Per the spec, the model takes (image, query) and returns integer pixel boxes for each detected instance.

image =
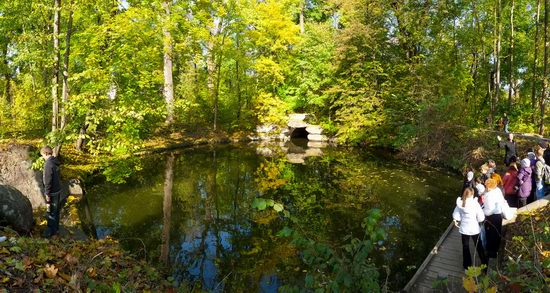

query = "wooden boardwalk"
[403,223,471,292]
[404,195,550,292]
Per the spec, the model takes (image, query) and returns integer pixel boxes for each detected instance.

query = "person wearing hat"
[497,133,517,167]
[462,170,475,193]
[517,158,533,208]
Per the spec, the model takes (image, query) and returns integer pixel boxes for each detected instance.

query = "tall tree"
[162,1,175,125]
[508,0,515,107]
[1,40,11,105]
[52,0,61,132]
[541,0,549,135]
[533,0,542,123]
[60,1,74,130]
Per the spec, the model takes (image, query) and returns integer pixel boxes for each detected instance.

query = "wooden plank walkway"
[403,223,472,292]
[404,195,550,292]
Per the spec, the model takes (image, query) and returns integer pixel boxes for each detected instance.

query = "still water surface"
[82,143,459,291]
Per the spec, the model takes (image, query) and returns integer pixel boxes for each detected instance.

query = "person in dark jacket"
[497,133,517,166]
[41,146,62,238]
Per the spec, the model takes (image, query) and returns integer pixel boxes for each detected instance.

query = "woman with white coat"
[453,187,488,270]
[482,178,508,258]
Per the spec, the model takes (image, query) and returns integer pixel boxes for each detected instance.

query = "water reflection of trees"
[86,146,458,291]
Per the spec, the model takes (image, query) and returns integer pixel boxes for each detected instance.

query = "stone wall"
[0,144,46,209]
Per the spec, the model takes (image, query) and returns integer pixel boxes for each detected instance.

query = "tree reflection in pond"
[83,144,459,290]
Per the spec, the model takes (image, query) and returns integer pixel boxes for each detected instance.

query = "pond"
[81,142,460,291]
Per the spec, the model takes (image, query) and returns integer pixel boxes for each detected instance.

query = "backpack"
[544,164,550,185]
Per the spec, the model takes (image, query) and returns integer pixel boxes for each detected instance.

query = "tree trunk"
[60,3,73,130]
[540,0,549,135]
[162,1,175,125]
[495,0,502,104]
[2,41,11,106]
[160,154,174,264]
[207,38,216,129]
[75,122,88,151]
[236,35,241,121]
[52,0,61,132]
[508,0,515,108]
[213,35,226,132]
[299,1,305,34]
[532,0,542,124]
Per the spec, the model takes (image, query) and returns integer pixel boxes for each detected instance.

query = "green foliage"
[1,0,550,167]
[31,157,45,171]
[280,209,385,292]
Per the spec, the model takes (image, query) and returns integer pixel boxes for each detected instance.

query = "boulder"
[306,125,323,135]
[0,185,34,234]
[288,113,307,121]
[288,121,308,128]
[67,179,85,196]
[256,124,276,133]
[0,145,46,208]
[307,134,328,142]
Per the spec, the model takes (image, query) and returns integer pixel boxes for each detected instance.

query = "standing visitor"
[452,187,488,271]
[534,147,546,201]
[41,146,62,238]
[502,113,510,133]
[482,179,507,258]
[487,160,503,188]
[497,133,517,166]
[487,160,497,178]
[474,177,485,203]
[517,158,533,208]
[480,164,490,183]
[462,170,475,193]
[502,162,519,207]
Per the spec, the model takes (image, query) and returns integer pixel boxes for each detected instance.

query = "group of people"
[452,132,549,272]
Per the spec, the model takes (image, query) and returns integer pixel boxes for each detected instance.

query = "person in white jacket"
[482,178,507,258]
[453,187,488,270]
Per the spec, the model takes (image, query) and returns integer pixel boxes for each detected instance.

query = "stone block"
[307,134,328,142]
[306,125,323,135]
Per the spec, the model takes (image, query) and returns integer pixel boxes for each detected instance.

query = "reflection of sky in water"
[173,223,278,292]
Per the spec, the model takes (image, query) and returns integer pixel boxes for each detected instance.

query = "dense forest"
[1,0,549,154]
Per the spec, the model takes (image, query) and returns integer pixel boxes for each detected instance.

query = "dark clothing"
[484,214,503,258]
[518,197,528,208]
[544,148,550,166]
[461,233,488,270]
[43,156,62,237]
[46,191,62,236]
[43,156,61,195]
[498,140,517,166]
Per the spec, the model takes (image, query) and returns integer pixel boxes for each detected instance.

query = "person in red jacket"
[502,162,519,208]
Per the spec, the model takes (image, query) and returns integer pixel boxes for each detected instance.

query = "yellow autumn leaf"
[44,264,58,279]
[487,286,497,293]
[463,277,477,293]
